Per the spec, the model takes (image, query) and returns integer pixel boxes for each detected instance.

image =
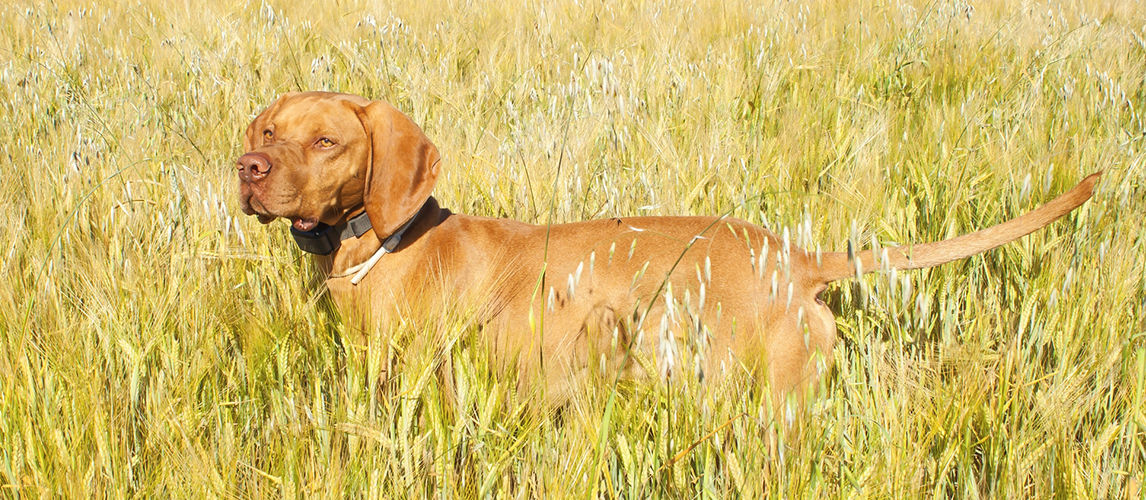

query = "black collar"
[289,211,374,255]
[290,203,429,256]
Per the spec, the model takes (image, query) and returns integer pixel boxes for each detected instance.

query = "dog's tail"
[812,171,1102,284]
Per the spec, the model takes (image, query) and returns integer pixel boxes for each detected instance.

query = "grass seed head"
[759,239,770,278]
[782,226,791,259]
[901,275,912,311]
[658,313,674,381]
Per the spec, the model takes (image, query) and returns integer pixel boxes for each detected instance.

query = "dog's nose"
[237,152,272,181]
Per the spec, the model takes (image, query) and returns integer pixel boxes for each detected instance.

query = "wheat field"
[1,0,1144,497]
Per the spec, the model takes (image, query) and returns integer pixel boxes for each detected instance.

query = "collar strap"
[290,210,375,255]
[323,202,431,285]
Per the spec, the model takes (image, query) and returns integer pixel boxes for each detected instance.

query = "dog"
[236,91,1099,405]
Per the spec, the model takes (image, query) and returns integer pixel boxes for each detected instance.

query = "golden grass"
[1,0,1144,497]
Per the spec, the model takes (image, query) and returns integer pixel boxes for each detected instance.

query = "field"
[2,0,1144,497]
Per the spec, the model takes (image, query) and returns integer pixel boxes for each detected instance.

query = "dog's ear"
[242,93,295,152]
[355,100,441,238]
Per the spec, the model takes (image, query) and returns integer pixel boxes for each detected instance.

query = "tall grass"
[1,0,1143,497]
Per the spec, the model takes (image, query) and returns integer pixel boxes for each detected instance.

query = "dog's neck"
[326,198,440,282]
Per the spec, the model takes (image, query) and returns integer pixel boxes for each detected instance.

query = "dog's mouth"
[291,217,319,231]
[241,191,278,225]
[248,209,317,231]
[248,210,318,231]
[237,176,328,232]
[241,192,316,230]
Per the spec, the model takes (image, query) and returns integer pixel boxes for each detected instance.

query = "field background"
[2,0,1144,497]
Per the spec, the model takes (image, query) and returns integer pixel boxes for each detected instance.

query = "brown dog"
[236,91,1099,404]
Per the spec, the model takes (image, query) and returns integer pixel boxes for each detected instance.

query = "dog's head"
[236,91,440,239]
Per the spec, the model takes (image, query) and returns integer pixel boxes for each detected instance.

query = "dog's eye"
[263,130,273,141]
[316,137,335,148]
